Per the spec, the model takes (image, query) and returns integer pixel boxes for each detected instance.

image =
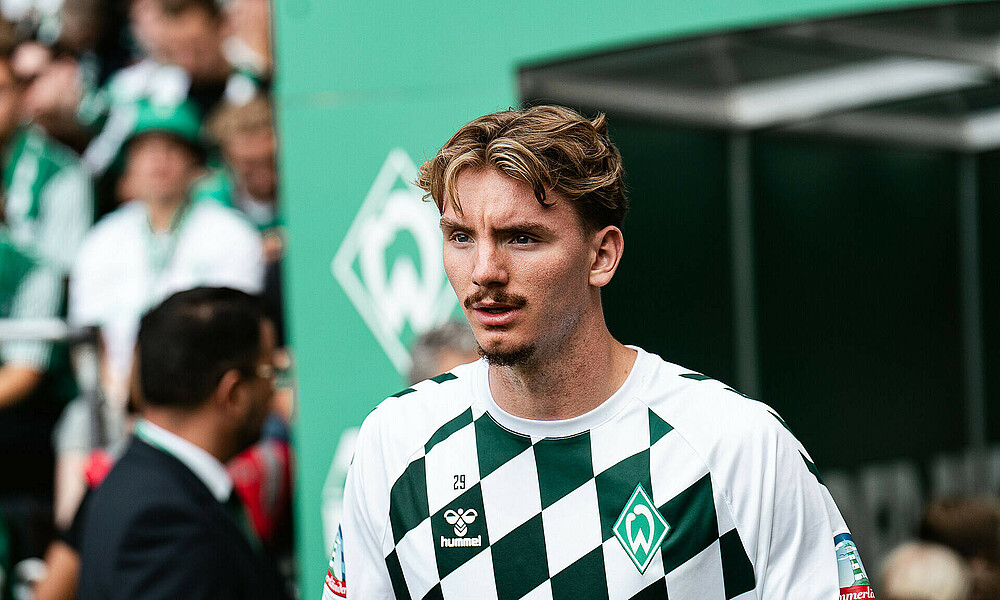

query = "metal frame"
[0,319,105,449]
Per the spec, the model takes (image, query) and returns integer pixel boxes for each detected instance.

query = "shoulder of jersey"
[637,350,788,447]
[361,360,481,451]
[25,126,84,171]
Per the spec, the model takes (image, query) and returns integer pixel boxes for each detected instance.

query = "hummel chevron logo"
[444,508,477,537]
[440,508,482,548]
[613,484,670,573]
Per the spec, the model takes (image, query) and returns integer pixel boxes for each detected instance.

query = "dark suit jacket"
[79,437,287,600]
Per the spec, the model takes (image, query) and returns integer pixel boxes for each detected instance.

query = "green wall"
[273,1,960,596]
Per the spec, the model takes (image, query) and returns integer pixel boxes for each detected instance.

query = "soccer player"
[325,106,874,600]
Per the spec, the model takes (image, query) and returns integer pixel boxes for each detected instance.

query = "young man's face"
[125,133,201,204]
[159,7,227,82]
[130,0,168,60]
[441,168,596,366]
[223,127,276,200]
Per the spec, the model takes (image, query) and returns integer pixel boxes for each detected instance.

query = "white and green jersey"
[2,126,94,274]
[325,348,874,600]
[0,230,62,371]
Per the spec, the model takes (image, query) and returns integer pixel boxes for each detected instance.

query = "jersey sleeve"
[1,265,61,369]
[680,393,872,599]
[752,411,841,598]
[38,165,94,274]
[730,406,873,599]
[326,406,395,600]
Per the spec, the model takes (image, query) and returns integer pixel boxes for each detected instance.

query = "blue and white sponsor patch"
[324,525,347,598]
[836,533,875,599]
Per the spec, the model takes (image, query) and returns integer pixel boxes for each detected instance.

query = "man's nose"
[471,242,508,287]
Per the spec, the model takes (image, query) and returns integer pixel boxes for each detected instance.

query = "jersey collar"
[474,346,648,440]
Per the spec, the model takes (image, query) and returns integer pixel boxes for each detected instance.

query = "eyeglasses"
[246,357,294,388]
[238,351,293,386]
[251,363,285,382]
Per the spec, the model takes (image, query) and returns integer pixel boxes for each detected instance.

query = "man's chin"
[477,343,535,367]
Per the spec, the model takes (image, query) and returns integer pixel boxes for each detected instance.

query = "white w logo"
[331,149,458,376]
[626,505,655,556]
[444,508,478,537]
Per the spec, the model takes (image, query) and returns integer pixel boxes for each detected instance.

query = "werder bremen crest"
[614,483,670,573]
[332,149,459,375]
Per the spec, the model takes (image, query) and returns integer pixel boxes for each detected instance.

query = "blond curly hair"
[417,105,628,231]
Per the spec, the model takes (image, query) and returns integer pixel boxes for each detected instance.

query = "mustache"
[464,290,527,310]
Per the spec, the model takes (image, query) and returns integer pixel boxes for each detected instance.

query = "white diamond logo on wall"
[332,148,458,375]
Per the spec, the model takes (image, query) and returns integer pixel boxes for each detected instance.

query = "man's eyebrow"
[440,218,557,237]
[440,217,464,231]
[494,222,555,237]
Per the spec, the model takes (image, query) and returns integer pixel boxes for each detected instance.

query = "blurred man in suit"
[79,287,286,600]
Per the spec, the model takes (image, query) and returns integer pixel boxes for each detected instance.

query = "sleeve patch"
[836,533,876,599]
[324,526,347,598]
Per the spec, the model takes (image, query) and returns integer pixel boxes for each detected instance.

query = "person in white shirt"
[70,97,263,412]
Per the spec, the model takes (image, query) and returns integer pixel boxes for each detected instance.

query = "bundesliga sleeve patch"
[836,533,876,599]
[324,526,347,598]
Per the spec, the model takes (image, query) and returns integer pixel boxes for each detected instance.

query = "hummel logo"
[440,508,482,548]
[443,508,477,537]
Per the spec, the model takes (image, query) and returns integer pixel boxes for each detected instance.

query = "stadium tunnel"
[519,1,1000,563]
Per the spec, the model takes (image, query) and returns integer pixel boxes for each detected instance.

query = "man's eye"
[513,235,535,244]
[451,232,470,243]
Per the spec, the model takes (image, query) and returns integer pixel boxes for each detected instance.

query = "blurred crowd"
[880,497,1000,600]
[0,0,285,596]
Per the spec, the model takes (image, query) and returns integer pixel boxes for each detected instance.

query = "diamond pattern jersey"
[324,348,873,600]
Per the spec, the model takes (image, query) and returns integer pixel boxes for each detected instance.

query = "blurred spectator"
[80,0,265,185]
[18,0,131,151]
[203,94,280,260]
[0,231,76,569]
[69,96,263,415]
[920,497,1000,600]
[158,0,230,89]
[880,541,970,600]
[130,0,168,62]
[200,92,286,341]
[0,24,94,275]
[920,497,1000,565]
[408,320,480,385]
[222,0,271,77]
[78,287,289,600]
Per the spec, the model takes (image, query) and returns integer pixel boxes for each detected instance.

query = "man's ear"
[589,225,624,288]
[213,369,243,414]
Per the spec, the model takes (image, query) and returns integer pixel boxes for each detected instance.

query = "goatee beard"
[477,343,536,367]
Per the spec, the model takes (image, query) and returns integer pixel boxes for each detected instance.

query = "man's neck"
[143,410,233,464]
[146,195,187,232]
[488,317,637,421]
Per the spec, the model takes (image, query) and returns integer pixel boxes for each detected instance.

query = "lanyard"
[143,199,194,303]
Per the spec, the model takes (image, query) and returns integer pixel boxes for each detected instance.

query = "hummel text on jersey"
[440,535,483,548]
